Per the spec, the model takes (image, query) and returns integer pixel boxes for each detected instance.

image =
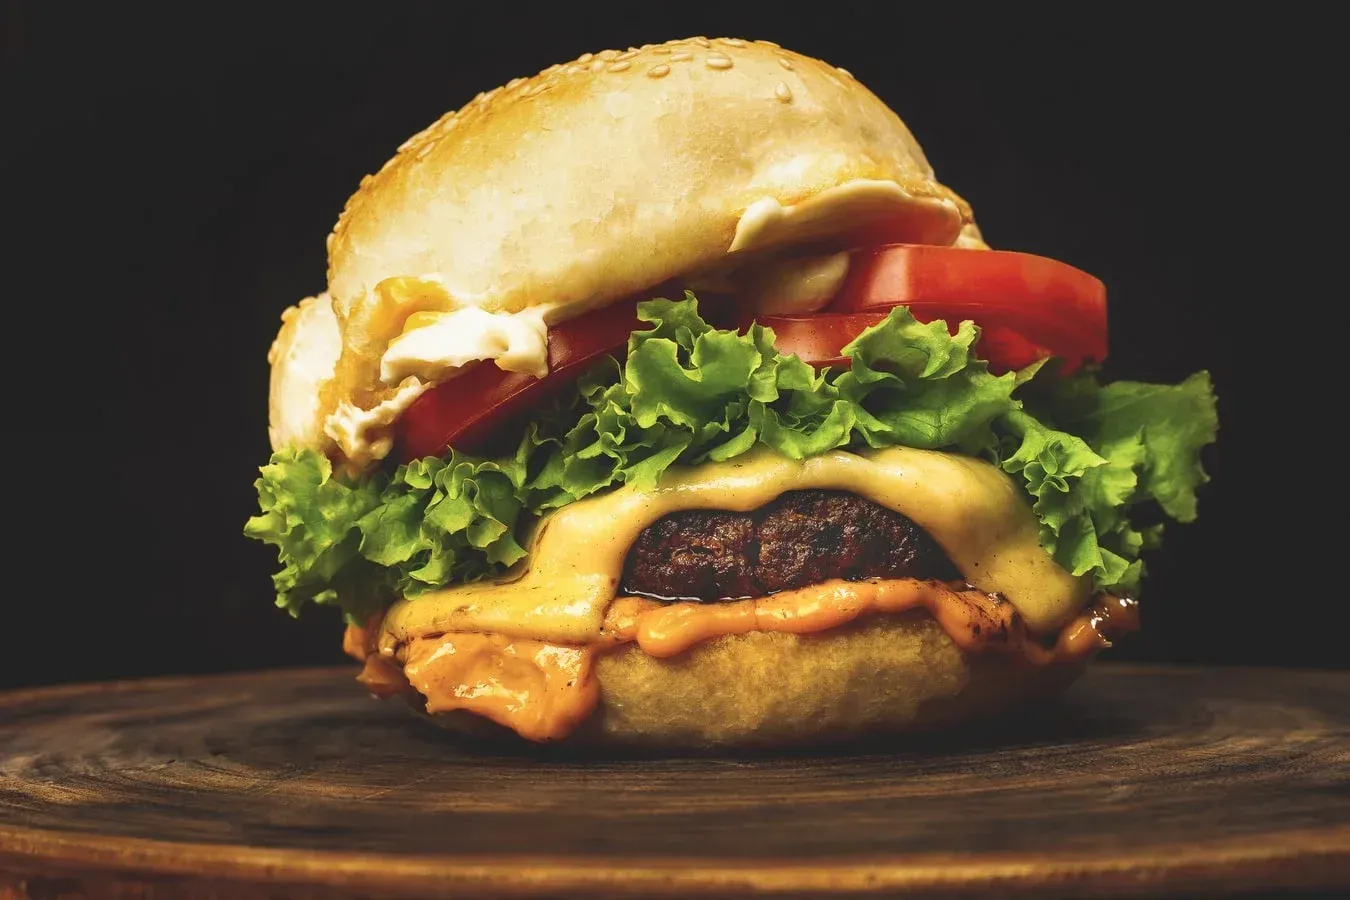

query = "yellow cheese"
[377,447,1090,653]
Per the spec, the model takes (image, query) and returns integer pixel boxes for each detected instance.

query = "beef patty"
[621,490,961,602]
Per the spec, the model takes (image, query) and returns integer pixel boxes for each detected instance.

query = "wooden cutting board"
[0,663,1346,899]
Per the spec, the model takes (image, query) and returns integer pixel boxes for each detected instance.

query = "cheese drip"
[378,447,1091,654]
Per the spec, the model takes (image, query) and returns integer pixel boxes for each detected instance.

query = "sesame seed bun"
[311,37,983,454]
[422,610,1084,749]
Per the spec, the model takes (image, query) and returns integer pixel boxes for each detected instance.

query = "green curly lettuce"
[245,293,1217,621]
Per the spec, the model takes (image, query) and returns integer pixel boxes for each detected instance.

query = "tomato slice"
[724,312,1069,376]
[397,309,875,462]
[395,302,639,460]
[828,243,1107,372]
[739,313,887,369]
[396,245,1108,461]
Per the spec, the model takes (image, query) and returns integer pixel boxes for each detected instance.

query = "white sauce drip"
[324,379,430,469]
[380,306,550,385]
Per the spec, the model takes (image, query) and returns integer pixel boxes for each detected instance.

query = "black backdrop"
[5,3,1328,688]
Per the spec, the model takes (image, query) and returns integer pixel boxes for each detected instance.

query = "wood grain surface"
[0,662,1346,899]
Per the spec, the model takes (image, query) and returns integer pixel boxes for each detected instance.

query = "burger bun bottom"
[418,610,1087,751]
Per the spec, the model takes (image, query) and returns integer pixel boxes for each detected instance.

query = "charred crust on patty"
[622,489,961,601]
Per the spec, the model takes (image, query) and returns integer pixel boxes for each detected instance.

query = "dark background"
[4,3,1326,688]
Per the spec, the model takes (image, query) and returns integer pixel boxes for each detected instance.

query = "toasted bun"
[328,37,971,312]
[315,37,983,452]
[424,611,1084,749]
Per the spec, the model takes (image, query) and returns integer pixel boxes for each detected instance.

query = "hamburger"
[245,37,1218,747]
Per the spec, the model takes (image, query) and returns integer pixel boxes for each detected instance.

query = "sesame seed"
[778,57,794,70]
[651,45,672,54]
[648,64,671,78]
[506,77,525,90]
[607,60,632,72]
[692,36,711,47]
[706,55,733,69]
[670,51,693,62]
[837,67,853,78]
[718,37,746,47]
[615,49,638,61]
[590,58,605,72]
[598,49,619,60]
[758,40,781,48]
[775,82,793,102]
[578,52,594,63]
[564,64,582,75]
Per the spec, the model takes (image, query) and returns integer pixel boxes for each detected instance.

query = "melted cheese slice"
[378,447,1089,654]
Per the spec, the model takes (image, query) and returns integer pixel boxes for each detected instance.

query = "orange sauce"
[343,580,1139,742]
[400,634,599,743]
[604,579,1034,658]
[1051,593,1141,660]
[342,613,410,699]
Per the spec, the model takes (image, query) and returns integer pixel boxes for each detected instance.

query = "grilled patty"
[620,490,960,602]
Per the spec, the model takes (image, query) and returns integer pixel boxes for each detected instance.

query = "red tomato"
[737,312,1071,375]
[750,315,1063,375]
[395,302,641,461]
[738,313,887,369]
[741,313,1062,375]
[395,245,1108,461]
[827,243,1107,372]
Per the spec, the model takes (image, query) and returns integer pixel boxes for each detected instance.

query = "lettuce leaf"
[246,295,1217,620]
[243,448,389,620]
[998,371,1219,593]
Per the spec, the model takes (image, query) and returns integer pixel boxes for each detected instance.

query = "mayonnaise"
[729,179,962,254]
[739,251,851,314]
[380,306,551,385]
[324,379,429,469]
